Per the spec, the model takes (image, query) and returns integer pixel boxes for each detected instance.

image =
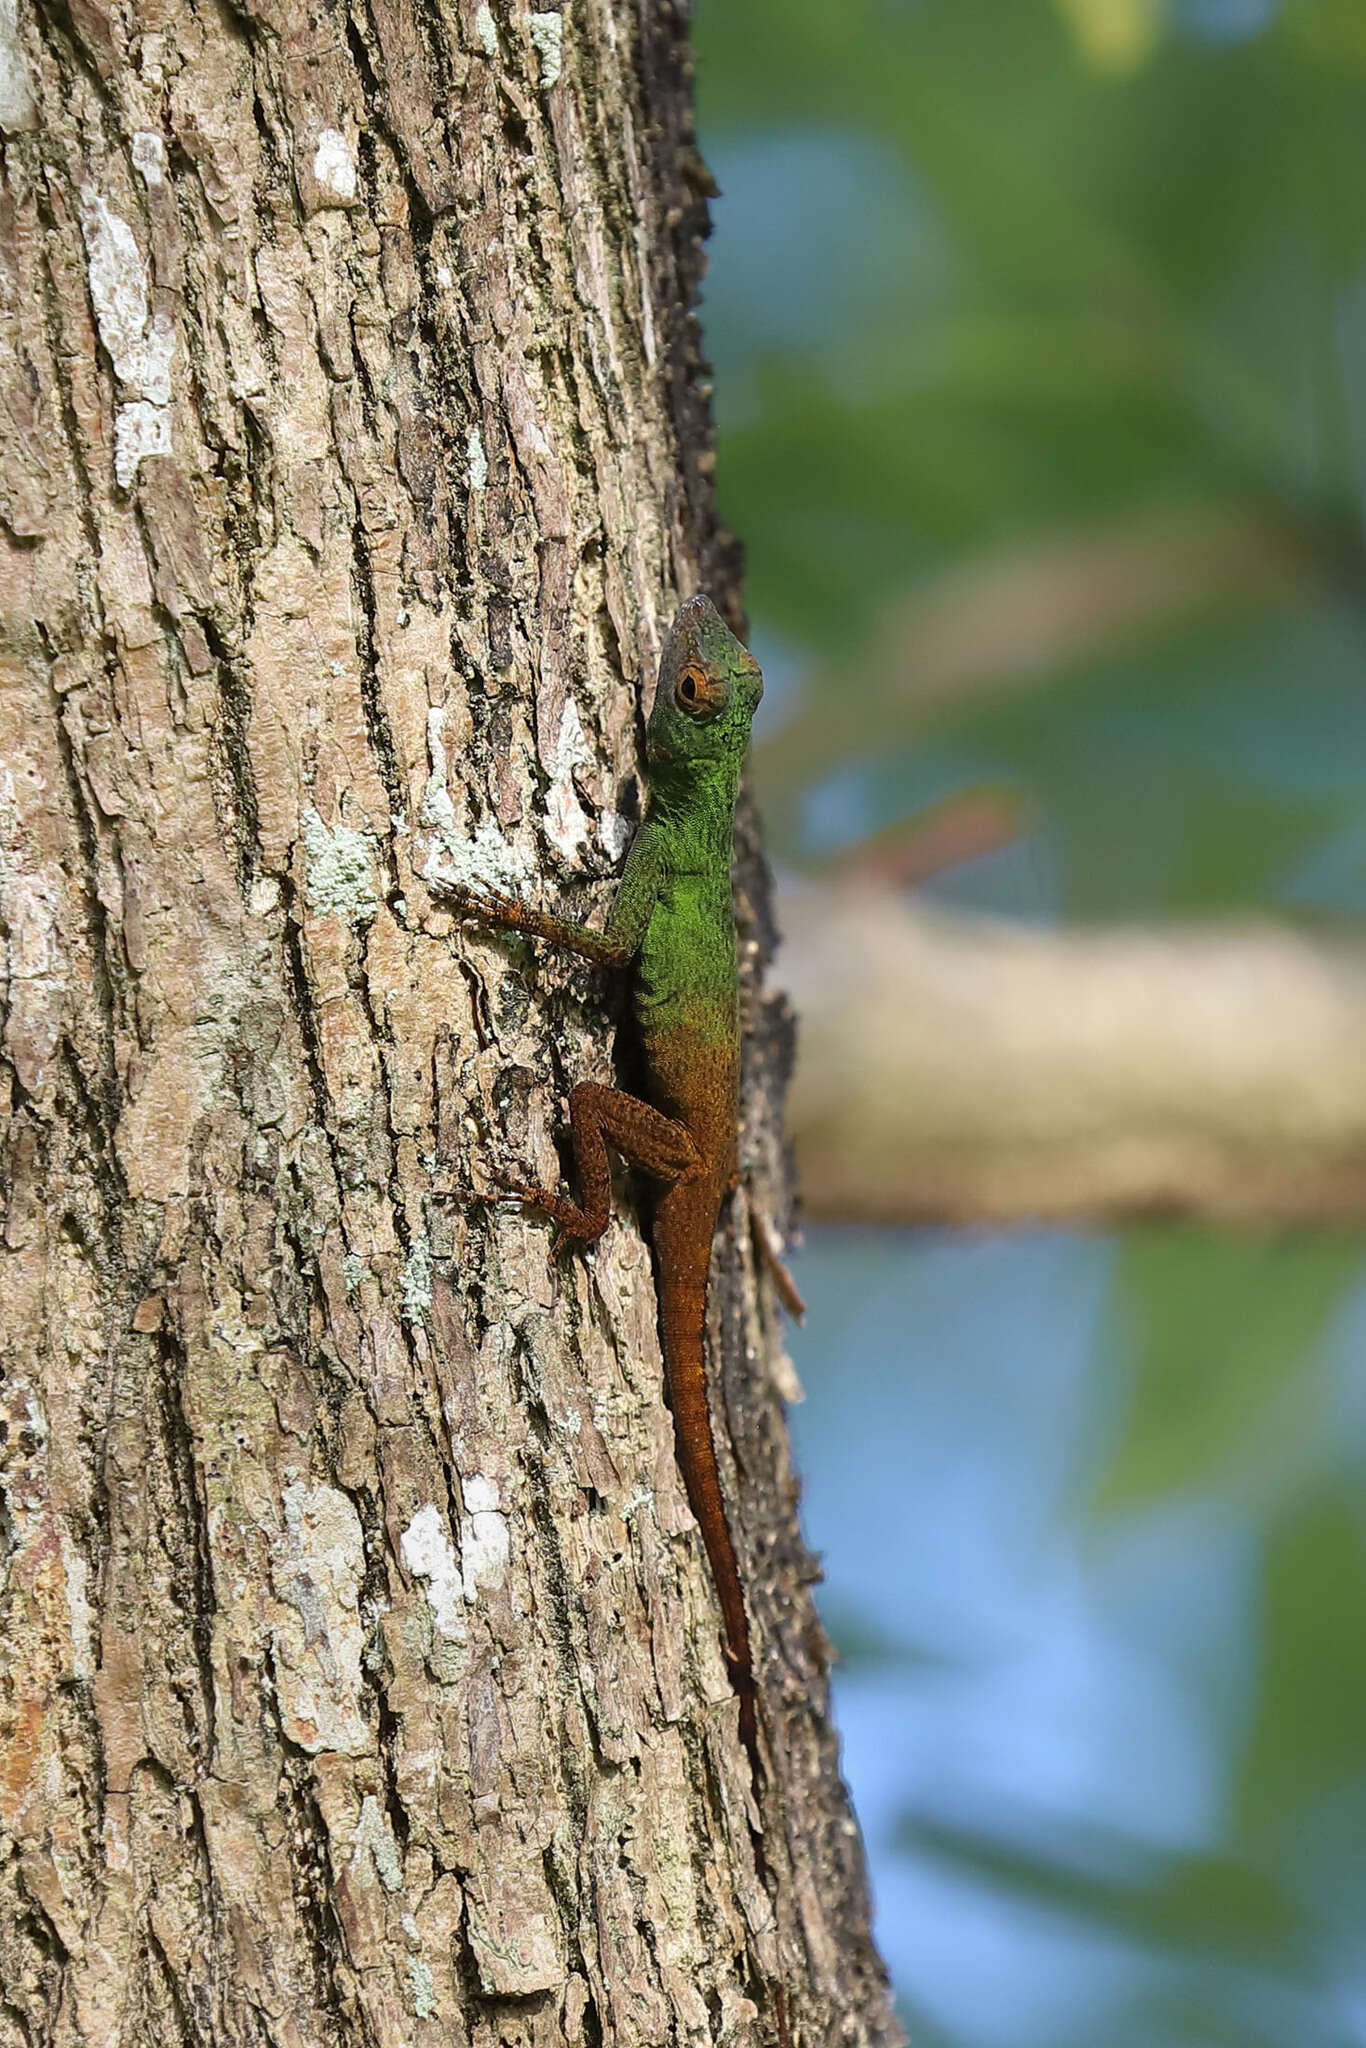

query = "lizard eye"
[675,664,723,718]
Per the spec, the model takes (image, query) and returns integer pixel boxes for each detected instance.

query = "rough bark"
[784,884,1366,1226]
[0,3,898,2044]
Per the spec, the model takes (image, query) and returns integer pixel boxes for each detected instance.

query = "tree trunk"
[0,2,898,2044]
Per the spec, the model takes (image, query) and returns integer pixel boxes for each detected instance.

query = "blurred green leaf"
[896,1810,1309,1965]
[1157,783,1339,911]
[1236,1484,1366,1839]
[700,0,1366,669]
[1095,1232,1360,1511]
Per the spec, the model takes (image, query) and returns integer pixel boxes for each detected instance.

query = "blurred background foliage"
[691,1,1366,2040]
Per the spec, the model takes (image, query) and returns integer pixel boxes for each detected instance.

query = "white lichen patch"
[400,1505,467,1642]
[0,768,66,1096]
[451,819,537,894]
[409,1956,438,2018]
[467,425,488,491]
[399,1233,432,1324]
[543,696,593,860]
[80,192,174,398]
[474,3,498,57]
[529,9,563,87]
[131,131,166,184]
[313,127,357,203]
[419,707,537,898]
[113,400,173,489]
[59,1527,95,1681]
[598,808,632,862]
[0,0,35,131]
[460,1474,510,1599]
[301,806,378,928]
[419,706,458,838]
[351,1793,403,1892]
[79,186,175,486]
[342,1251,370,1292]
[270,1482,372,1756]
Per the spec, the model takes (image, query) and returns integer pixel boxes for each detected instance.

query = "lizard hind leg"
[501,1080,701,1256]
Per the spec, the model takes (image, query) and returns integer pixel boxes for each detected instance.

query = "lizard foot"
[432,878,523,923]
[488,1170,600,1258]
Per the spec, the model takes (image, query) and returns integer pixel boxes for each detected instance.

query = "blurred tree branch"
[825,785,1027,890]
[780,884,1366,1226]
[756,500,1310,843]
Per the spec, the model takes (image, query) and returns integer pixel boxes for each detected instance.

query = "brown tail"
[655,1190,792,2043]
[653,1187,759,1773]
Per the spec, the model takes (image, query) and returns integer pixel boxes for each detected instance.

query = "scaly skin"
[443,593,767,1758]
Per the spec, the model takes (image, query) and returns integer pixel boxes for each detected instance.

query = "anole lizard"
[442,593,784,1786]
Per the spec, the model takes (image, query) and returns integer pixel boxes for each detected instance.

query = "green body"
[610,621,759,1065]
[634,806,742,1122]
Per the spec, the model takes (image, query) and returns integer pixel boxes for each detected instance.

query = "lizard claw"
[430,875,520,921]
[487,1173,585,1258]
[488,1169,546,1206]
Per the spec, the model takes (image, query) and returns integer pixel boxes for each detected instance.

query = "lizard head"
[646,593,763,775]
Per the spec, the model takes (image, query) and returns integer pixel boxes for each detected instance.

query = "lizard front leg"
[436,883,635,968]
[433,818,664,971]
